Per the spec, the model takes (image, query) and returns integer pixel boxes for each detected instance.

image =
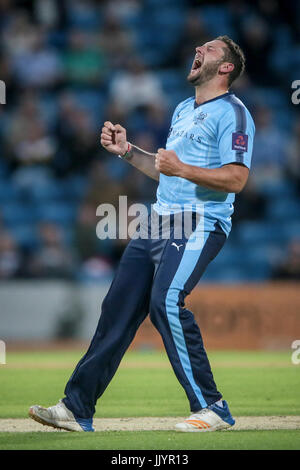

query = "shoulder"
[179,96,194,107]
[220,93,255,132]
[173,96,194,113]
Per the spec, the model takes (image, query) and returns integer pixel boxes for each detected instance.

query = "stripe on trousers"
[165,221,209,409]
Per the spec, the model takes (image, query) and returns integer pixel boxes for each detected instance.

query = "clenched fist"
[155,149,184,177]
[100,121,128,156]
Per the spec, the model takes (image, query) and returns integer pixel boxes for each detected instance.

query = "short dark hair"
[216,35,245,87]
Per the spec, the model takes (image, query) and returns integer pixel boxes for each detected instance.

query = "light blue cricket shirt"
[153,91,255,236]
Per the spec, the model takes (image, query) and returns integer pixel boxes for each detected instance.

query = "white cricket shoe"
[175,400,235,432]
[29,399,94,432]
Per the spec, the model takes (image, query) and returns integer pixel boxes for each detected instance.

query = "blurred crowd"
[0,0,299,282]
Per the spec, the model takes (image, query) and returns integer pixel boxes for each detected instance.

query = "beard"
[187,59,222,86]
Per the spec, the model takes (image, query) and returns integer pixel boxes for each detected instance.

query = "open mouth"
[191,56,203,74]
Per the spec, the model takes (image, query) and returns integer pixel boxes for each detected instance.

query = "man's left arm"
[155,150,249,193]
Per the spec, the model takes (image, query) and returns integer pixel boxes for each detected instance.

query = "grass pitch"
[1,430,299,450]
[0,348,299,449]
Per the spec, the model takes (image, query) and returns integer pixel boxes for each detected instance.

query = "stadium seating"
[0,0,299,283]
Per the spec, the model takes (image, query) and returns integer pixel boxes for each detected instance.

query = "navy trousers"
[63,213,226,418]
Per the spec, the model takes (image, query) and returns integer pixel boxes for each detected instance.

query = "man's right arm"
[100,121,159,181]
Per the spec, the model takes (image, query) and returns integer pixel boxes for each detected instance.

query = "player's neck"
[195,82,229,105]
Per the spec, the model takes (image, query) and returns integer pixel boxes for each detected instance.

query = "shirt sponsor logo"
[232,132,248,152]
[168,127,202,143]
[193,111,208,125]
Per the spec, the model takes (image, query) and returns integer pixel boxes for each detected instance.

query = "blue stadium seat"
[155,69,190,105]
[36,202,78,225]
[236,220,287,244]
[0,181,22,203]
[213,244,235,262]
[202,264,271,283]
[166,90,191,110]
[0,202,38,226]
[47,30,68,49]
[134,28,161,49]
[67,4,101,30]
[243,243,282,264]
[0,159,9,178]
[258,180,297,199]
[29,180,66,202]
[266,199,300,220]
[136,48,166,68]
[9,224,39,250]
[201,266,248,283]
[150,8,186,31]
[145,0,185,6]
[71,90,107,123]
[156,69,185,93]
[253,87,287,110]
[38,92,59,129]
[198,6,234,38]
[274,110,294,132]
[61,175,89,201]
[213,242,272,275]
[281,221,300,241]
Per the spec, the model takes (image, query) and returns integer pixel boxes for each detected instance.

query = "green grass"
[0,349,299,449]
[0,430,299,450]
[0,349,299,418]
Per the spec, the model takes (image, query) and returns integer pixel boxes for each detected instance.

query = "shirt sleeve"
[170,101,183,126]
[217,106,255,169]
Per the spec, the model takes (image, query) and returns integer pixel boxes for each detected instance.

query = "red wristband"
[121,143,132,159]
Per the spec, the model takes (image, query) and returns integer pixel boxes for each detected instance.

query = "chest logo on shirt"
[193,111,208,125]
[232,132,248,152]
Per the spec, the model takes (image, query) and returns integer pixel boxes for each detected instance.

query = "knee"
[101,293,111,313]
[149,285,166,325]
[149,293,161,325]
[149,286,182,325]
